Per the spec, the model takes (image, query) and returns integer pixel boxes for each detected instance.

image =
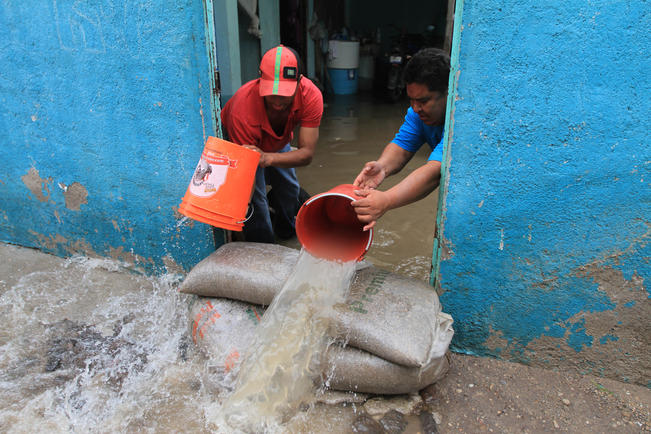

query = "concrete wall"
[0,1,220,273]
[436,0,650,386]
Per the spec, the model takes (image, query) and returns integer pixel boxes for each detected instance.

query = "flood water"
[0,93,440,433]
[0,255,211,432]
[217,251,357,432]
[294,92,439,282]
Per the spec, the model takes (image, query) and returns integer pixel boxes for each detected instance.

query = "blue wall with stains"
[436,0,650,385]
[0,1,220,272]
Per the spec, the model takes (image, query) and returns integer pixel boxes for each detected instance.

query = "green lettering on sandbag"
[366,284,380,295]
[349,300,368,314]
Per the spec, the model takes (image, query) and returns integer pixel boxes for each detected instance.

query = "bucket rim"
[179,204,243,231]
[180,199,239,220]
[304,191,354,206]
[299,191,374,257]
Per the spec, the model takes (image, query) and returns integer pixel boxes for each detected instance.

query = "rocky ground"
[300,351,650,434]
[418,353,650,433]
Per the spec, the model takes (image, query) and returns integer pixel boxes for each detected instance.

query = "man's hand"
[351,188,393,231]
[242,145,272,168]
[353,161,387,189]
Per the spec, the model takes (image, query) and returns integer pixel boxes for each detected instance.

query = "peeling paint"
[483,326,508,354]
[21,168,52,202]
[439,237,454,261]
[435,0,649,387]
[522,265,649,384]
[28,231,97,258]
[173,206,195,228]
[162,254,185,275]
[1,0,219,276]
[62,182,89,211]
[108,246,155,272]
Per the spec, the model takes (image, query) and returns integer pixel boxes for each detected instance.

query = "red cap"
[259,45,300,97]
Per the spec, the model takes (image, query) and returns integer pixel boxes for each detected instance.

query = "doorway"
[209,0,457,281]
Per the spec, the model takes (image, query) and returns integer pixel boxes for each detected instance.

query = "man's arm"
[352,160,442,230]
[243,126,318,168]
[353,142,415,189]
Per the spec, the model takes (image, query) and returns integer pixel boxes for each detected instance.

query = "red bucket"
[179,136,259,231]
[295,184,373,262]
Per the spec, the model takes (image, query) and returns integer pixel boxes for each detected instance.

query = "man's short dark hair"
[404,48,450,94]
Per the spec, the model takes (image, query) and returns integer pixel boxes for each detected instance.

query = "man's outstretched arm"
[353,143,415,189]
[352,160,442,230]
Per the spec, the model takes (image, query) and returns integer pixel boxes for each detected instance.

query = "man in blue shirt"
[352,48,449,230]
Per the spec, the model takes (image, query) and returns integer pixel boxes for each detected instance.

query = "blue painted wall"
[436,0,650,385]
[0,1,220,273]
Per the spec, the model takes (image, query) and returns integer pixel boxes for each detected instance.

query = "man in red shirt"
[221,45,323,243]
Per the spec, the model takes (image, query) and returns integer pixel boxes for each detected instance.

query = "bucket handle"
[237,205,254,224]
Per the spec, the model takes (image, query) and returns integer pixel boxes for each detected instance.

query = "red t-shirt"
[221,78,323,153]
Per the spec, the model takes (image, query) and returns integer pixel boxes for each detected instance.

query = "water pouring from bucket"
[295,184,373,262]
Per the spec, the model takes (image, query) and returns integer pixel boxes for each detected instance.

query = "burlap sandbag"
[181,242,454,368]
[333,266,453,367]
[189,296,450,395]
[179,242,299,305]
[324,344,450,395]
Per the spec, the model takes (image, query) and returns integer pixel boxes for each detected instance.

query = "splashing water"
[0,255,212,433]
[212,250,357,433]
[0,249,372,433]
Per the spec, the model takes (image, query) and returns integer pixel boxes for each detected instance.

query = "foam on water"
[0,255,212,433]
[0,250,363,433]
[212,249,357,433]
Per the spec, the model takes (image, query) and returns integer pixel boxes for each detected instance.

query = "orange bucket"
[295,184,373,262]
[179,136,260,231]
[179,205,243,231]
[179,201,244,231]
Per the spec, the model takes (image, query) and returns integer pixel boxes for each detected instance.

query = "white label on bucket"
[189,150,237,198]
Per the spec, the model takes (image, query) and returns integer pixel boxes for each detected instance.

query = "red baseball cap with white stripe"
[259,45,300,97]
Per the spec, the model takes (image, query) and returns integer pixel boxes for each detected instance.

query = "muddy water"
[0,256,211,432]
[217,251,357,432]
[294,93,439,281]
[0,248,430,433]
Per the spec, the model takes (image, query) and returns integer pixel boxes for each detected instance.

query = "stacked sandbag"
[180,242,299,305]
[333,265,452,367]
[190,296,451,395]
[181,242,454,394]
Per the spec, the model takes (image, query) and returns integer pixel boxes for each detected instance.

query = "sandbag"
[179,242,299,305]
[325,345,450,396]
[190,297,263,387]
[189,296,450,395]
[333,266,453,367]
[181,242,454,368]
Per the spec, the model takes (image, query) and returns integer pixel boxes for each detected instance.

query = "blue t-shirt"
[391,107,444,162]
